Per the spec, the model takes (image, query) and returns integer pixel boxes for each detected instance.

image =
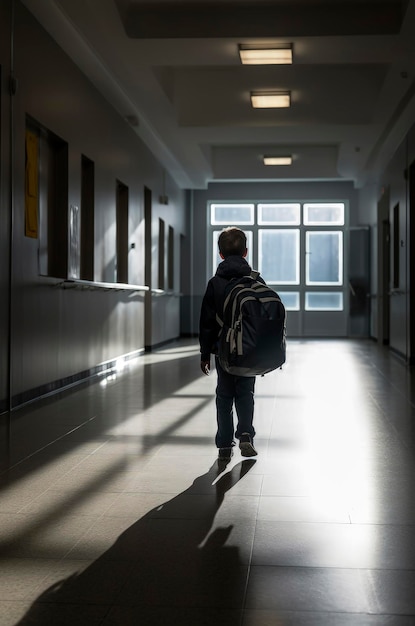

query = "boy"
[199,227,258,463]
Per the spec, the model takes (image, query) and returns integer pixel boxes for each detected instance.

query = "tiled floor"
[1,338,415,625]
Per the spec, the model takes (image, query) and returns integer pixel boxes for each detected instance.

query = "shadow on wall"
[15,460,256,625]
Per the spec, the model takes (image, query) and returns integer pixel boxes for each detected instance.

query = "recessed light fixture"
[251,91,291,108]
[239,43,293,65]
[263,156,293,166]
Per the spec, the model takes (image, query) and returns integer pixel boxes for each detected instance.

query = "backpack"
[216,271,286,377]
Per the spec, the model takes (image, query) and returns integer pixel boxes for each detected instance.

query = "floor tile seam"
[0,417,103,477]
[103,572,251,614]
[120,487,191,496]
[240,607,415,620]
[64,461,168,481]
[254,518,354,528]
[11,471,125,528]
[0,453,100,486]
[5,481,73,516]
[100,600,244,612]
[99,604,115,625]
[254,519,415,529]
[111,489,177,500]
[0,554,75,565]
[31,599,113,609]
[255,517,352,524]
[58,506,114,561]
[258,393,279,443]
[347,520,415,528]
[94,561,137,614]
[240,473,263,618]
[254,518,415,528]
[241,608,361,615]
[0,450,118,512]
[367,359,415,403]
[0,517,100,561]
[366,390,415,453]
[0,555,76,603]
[366,389,411,422]
[0,533,103,563]
[247,563,415,574]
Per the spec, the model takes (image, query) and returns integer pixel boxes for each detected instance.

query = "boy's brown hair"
[218,227,247,258]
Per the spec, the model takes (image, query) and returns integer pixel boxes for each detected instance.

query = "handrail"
[54,279,149,292]
[53,280,184,296]
[151,289,183,296]
[388,288,406,296]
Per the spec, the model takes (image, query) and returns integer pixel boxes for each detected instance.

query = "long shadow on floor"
[1,343,205,480]
[16,459,256,626]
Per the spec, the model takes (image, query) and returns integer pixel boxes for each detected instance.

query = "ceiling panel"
[21,0,415,188]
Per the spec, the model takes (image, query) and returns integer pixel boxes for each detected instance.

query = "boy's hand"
[201,360,210,375]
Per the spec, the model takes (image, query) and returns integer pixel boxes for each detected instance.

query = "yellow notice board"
[25,130,39,238]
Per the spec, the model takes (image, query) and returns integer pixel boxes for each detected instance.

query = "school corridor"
[1,338,415,625]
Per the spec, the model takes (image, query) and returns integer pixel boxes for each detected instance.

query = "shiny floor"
[1,338,415,625]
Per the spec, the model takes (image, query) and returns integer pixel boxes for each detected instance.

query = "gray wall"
[3,0,415,411]
[0,3,12,412]
[357,122,415,359]
[187,146,415,361]
[0,1,187,409]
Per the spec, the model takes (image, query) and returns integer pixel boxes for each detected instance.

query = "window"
[158,218,165,290]
[80,155,95,281]
[29,117,69,278]
[209,201,346,313]
[116,180,129,283]
[258,203,300,225]
[306,231,343,286]
[45,134,68,278]
[168,225,174,290]
[211,203,254,225]
[278,291,300,311]
[393,203,400,289]
[305,292,343,311]
[304,203,345,225]
[258,229,300,284]
[68,204,80,279]
[25,129,39,239]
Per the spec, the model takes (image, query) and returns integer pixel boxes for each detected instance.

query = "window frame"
[208,201,347,314]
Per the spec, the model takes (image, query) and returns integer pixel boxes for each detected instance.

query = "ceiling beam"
[120,1,407,38]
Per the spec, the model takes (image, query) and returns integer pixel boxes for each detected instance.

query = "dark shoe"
[239,433,257,457]
[218,447,233,462]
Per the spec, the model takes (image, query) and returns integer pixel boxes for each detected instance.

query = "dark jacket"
[199,255,253,361]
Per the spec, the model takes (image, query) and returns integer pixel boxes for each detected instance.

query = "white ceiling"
[21,0,415,189]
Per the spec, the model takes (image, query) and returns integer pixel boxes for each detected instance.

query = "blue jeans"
[215,357,256,448]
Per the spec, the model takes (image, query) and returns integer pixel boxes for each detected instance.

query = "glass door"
[302,203,347,336]
[209,201,348,337]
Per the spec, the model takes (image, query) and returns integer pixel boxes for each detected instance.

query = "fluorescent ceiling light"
[251,91,291,108]
[239,44,293,65]
[263,156,293,166]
